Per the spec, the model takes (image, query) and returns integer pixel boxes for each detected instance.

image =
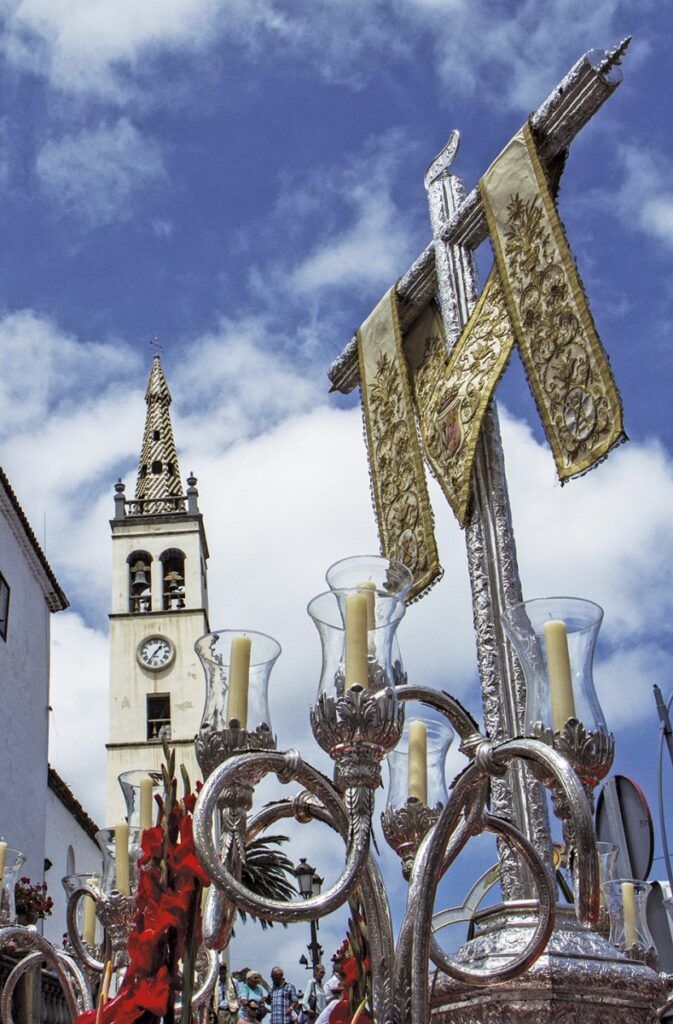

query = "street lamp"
[295,858,323,970]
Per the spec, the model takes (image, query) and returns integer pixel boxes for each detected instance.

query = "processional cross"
[329,39,630,903]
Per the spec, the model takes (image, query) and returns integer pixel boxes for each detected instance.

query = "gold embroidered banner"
[408,122,625,526]
[480,122,626,482]
[358,288,442,601]
[405,279,514,526]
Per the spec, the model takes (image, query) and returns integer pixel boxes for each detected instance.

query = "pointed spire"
[135,356,184,508]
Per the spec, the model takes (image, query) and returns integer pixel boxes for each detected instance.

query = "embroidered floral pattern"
[367,350,432,590]
[410,287,512,526]
[358,288,441,601]
[502,187,622,473]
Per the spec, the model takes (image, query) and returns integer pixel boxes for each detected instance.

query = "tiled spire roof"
[134,356,184,506]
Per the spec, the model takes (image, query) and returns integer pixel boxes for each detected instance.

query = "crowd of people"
[211,961,345,1024]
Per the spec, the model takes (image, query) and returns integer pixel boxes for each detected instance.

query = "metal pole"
[425,161,552,898]
[308,919,323,970]
[654,685,673,768]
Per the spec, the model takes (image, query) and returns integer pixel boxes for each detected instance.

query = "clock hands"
[147,642,163,663]
[144,640,169,666]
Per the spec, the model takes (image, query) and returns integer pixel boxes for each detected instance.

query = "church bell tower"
[105,355,209,822]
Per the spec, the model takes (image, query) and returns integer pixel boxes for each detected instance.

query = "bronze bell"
[131,561,149,589]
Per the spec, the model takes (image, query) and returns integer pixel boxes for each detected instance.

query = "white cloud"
[49,611,108,823]
[173,316,324,455]
[36,118,165,225]
[610,144,673,250]
[409,0,628,110]
[1,0,629,113]
[289,188,412,297]
[257,131,419,303]
[2,0,225,100]
[0,309,139,435]
[502,412,673,646]
[594,642,670,731]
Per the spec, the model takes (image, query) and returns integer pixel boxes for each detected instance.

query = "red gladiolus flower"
[139,825,164,862]
[127,928,158,973]
[131,966,171,1015]
[340,956,359,988]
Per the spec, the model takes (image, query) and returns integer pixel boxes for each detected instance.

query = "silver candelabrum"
[0,566,670,1023]
[193,676,602,1024]
[187,566,669,1024]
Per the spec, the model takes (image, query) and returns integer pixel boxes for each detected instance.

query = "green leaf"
[180,763,191,799]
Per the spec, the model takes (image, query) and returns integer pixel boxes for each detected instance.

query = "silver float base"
[431,903,666,1023]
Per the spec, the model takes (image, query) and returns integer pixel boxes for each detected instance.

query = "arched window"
[127,550,153,613]
[160,548,185,610]
[66,845,76,874]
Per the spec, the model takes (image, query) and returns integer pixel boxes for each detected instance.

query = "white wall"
[0,513,51,888]
[43,787,102,944]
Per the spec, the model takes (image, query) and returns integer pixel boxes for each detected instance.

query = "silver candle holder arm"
[192,675,603,1024]
[0,928,93,1023]
[194,746,376,925]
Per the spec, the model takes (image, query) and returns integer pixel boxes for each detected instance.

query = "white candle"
[408,721,428,804]
[139,777,154,830]
[83,894,97,946]
[227,636,252,727]
[622,881,638,948]
[114,823,130,895]
[543,619,576,731]
[0,841,7,885]
[345,593,369,690]
[356,581,376,629]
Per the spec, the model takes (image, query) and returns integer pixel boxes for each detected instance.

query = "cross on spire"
[149,336,164,358]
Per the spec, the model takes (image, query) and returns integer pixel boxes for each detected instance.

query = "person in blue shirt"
[266,967,299,1024]
[239,970,269,1019]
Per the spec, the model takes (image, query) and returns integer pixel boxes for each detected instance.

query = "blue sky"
[1,0,672,981]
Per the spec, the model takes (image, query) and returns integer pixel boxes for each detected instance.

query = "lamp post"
[295,858,323,971]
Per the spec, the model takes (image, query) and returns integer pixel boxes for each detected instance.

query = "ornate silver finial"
[597,36,632,75]
[424,130,460,190]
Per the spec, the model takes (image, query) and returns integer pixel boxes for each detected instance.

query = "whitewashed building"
[44,767,101,944]
[0,467,69,887]
[0,467,101,944]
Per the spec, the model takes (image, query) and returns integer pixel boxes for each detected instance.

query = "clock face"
[137,635,174,671]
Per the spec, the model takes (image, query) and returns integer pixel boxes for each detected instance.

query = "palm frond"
[238,834,298,930]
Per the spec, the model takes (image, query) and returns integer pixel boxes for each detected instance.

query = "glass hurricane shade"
[570,840,618,911]
[502,596,606,735]
[118,770,163,828]
[307,588,406,698]
[195,629,281,734]
[95,827,142,895]
[325,555,413,600]
[386,719,453,811]
[602,879,655,953]
[62,872,104,945]
[326,555,412,678]
[0,848,25,924]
